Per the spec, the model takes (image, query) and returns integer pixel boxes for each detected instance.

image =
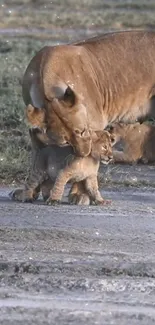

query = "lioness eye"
[102,146,106,151]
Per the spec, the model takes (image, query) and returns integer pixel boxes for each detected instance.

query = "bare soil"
[0,164,155,324]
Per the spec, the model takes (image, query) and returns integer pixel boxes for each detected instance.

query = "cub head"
[91,130,116,164]
[107,122,141,142]
[26,104,70,148]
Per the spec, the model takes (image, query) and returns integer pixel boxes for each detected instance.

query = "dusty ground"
[0,164,155,324]
[1,1,155,323]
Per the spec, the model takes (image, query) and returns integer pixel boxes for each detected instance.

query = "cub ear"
[110,133,116,146]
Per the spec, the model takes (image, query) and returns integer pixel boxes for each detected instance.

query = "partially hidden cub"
[10,127,115,205]
[109,122,155,164]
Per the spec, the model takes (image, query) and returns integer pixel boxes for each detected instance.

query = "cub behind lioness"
[110,122,155,164]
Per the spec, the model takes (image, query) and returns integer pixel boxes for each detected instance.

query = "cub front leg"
[85,175,111,205]
[46,169,72,205]
[68,181,90,205]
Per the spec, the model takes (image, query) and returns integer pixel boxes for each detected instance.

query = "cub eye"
[102,145,107,151]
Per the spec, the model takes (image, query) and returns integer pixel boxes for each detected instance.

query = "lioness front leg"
[9,165,45,202]
[85,176,111,205]
[68,181,90,205]
[41,179,54,201]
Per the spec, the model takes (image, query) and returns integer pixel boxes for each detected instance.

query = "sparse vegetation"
[1,0,155,184]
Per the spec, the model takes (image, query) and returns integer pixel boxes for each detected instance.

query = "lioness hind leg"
[68,181,90,206]
[85,176,111,205]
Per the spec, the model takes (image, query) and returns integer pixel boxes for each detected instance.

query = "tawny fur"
[109,122,155,164]
[18,30,155,204]
[23,30,155,159]
[10,128,114,205]
[46,130,114,205]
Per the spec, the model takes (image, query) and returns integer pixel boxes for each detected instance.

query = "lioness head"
[24,45,97,157]
[44,87,91,157]
[26,104,70,147]
[26,93,92,156]
[91,130,116,164]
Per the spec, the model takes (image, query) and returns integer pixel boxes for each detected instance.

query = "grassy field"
[1,0,155,184]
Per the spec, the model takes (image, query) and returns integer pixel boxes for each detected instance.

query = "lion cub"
[10,128,114,205]
[46,129,115,205]
[109,122,155,163]
[10,127,115,205]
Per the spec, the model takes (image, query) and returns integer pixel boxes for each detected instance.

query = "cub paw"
[46,198,61,206]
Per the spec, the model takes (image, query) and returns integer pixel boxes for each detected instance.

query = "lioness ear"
[61,86,76,107]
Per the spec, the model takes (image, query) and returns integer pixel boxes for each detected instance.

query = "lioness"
[15,30,155,203]
[23,30,155,157]
[109,122,155,164]
[10,128,115,205]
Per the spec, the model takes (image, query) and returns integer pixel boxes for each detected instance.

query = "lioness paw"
[69,193,90,205]
[9,188,39,203]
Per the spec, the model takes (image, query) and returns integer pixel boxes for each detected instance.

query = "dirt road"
[0,164,155,324]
